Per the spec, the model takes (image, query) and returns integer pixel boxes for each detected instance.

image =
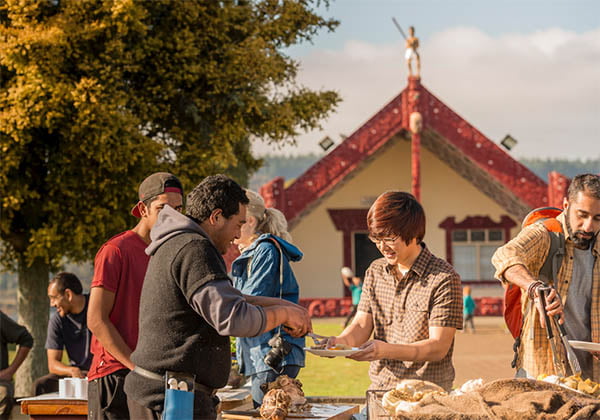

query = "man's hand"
[281,305,312,337]
[533,286,564,328]
[69,367,85,378]
[319,336,346,358]
[348,339,388,361]
[324,336,347,349]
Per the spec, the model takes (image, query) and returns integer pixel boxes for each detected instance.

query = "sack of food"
[381,379,446,415]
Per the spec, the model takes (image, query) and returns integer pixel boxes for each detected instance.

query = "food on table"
[538,373,600,397]
[260,389,291,420]
[261,375,308,412]
[381,379,446,414]
[450,378,485,396]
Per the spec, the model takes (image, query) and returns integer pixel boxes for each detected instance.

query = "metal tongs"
[306,332,329,347]
[538,287,582,377]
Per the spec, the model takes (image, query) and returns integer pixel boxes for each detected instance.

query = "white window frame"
[451,228,504,281]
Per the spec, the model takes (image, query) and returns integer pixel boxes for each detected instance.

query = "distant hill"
[248,153,323,191]
[519,158,599,181]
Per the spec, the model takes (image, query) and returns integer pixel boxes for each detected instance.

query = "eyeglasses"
[368,235,399,246]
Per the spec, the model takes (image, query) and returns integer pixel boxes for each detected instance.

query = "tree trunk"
[15,258,49,397]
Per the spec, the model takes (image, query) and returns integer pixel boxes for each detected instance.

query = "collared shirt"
[492,212,600,380]
[357,244,463,391]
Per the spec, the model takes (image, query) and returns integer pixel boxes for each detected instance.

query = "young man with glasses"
[327,191,463,391]
[87,172,184,419]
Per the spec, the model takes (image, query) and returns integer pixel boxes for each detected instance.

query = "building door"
[353,232,381,279]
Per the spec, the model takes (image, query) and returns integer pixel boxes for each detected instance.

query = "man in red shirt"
[87,172,184,420]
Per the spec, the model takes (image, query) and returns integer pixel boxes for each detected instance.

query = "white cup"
[72,378,88,399]
[58,378,74,398]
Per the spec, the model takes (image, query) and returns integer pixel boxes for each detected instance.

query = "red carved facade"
[260,176,286,211]
[407,77,423,201]
[266,78,555,227]
[420,87,548,210]
[547,171,570,208]
[279,88,408,225]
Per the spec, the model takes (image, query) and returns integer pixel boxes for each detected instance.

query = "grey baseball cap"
[131,172,183,217]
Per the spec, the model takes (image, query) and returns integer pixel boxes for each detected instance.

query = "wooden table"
[20,397,87,420]
[217,388,253,411]
[20,388,251,419]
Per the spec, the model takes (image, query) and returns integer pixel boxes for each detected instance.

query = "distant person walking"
[341,267,363,328]
[463,286,476,333]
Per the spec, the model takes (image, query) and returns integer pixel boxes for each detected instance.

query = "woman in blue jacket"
[231,189,305,407]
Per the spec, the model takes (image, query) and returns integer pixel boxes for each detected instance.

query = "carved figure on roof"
[405,26,421,77]
[409,112,423,134]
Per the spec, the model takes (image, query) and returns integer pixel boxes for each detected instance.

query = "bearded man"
[493,173,600,380]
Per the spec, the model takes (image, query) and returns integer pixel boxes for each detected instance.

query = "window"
[451,229,504,281]
[439,216,516,283]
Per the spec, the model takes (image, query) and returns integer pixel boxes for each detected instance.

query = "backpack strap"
[537,218,565,286]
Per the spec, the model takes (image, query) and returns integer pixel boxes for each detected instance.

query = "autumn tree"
[0,0,339,394]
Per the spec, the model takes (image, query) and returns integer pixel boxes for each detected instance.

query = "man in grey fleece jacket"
[124,174,312,420]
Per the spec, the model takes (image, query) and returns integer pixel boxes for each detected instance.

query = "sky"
[252,0,600,160]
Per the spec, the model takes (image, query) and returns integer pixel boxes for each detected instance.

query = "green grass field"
[298,319,371,396]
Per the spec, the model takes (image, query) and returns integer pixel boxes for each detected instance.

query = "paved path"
[453,316,516,386]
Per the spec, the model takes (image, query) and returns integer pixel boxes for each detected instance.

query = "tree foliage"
[0,0,339,269]
[0,0,339,393]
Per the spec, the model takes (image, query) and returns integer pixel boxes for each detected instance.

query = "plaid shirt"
[492,212,600,380]
[357,244,463,391]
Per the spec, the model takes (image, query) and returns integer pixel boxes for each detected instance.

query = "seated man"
[1,310,33,420]
[34,272,92,395]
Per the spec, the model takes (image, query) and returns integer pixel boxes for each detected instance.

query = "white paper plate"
[304,347,360,357]
[568,340,600,352]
